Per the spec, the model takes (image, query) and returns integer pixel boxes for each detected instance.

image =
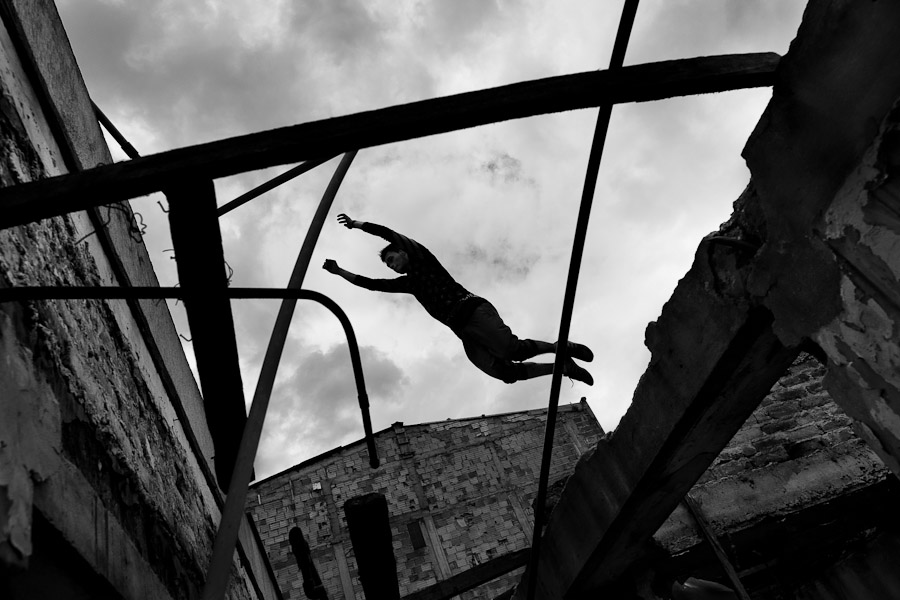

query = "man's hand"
[336,213,358,229]
[323,259,340,274]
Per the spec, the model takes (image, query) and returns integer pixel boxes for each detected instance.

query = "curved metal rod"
[297,290,377,468]
[524,2,641,599]
[0,285,377,466]
[204,150,357,600]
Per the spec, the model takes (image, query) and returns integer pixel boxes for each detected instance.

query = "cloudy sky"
[56,0,806,480]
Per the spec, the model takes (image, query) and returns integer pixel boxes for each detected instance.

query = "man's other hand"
[336,213,357,229]
[323,259,339,273]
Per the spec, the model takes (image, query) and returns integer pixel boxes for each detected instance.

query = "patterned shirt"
[352,222,484,332]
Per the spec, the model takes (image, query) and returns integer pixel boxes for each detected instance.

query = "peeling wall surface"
[0,2,275,599]
[742,0,900,478]
[247,403,603,600]
[515,1,900,598]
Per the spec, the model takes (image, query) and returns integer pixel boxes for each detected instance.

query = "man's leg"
[461,340,592,385]
[459,304,594,362]
[458,302,533,360]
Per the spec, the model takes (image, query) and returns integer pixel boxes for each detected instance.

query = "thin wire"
[524,2,640,599]
[73,203,146,246]
[80,102,147,246]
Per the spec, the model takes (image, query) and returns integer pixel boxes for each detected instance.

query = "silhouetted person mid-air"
[323,213,594,386]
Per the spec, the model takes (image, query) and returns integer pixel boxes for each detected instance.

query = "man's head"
[380,244,410,274]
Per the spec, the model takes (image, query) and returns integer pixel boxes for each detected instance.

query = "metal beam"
[0,53,779,230]
[0,283,380,468]
[217,156,337,216]
[167,179,247,490]
[93,101,140,159]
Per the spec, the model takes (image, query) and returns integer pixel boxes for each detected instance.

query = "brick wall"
[657,352,890,558]
[248,401,604,600]
[699,353,858,485]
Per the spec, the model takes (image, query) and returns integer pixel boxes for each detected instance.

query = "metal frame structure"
[0,11,790,594]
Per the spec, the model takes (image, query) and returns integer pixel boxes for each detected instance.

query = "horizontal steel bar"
[0,53,779,230]
[1,286,380,466]
[0,286,355,300]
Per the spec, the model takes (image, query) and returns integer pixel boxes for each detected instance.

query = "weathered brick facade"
[247,401,604,600]
[701,354,858,484]
[251,353,896,599]
[656,353,897,597]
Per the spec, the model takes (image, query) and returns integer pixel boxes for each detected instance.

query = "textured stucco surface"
[0,4,271,598]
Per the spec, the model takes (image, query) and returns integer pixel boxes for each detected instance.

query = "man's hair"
[379,243,401,263]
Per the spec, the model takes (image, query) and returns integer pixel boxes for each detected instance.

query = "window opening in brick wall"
[408,520,426,550]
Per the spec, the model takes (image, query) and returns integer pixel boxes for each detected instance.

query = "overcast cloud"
[56,0,807,479]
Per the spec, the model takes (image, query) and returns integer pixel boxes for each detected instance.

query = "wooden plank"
[0,53,779,230]
[167,179,247,490]
[403,549,529,600]
[683,494,751,600]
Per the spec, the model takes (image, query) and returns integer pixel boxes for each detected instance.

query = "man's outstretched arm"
[322,259,359,285]
[322,258,409,292]
[336,213,422,260]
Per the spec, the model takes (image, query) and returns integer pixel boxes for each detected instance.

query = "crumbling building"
[2,0,900,599]
[248,355,900,600]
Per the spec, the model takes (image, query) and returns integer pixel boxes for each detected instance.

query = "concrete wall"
[0,2,276,598]
[247,402,604,600]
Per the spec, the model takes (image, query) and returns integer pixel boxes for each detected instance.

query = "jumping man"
[322,214,594,385]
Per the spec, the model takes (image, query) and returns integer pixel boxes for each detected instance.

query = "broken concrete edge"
[510,216,801,600]
[741,0,900,478]
[515,2,900,597]
[743,0,900,348]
